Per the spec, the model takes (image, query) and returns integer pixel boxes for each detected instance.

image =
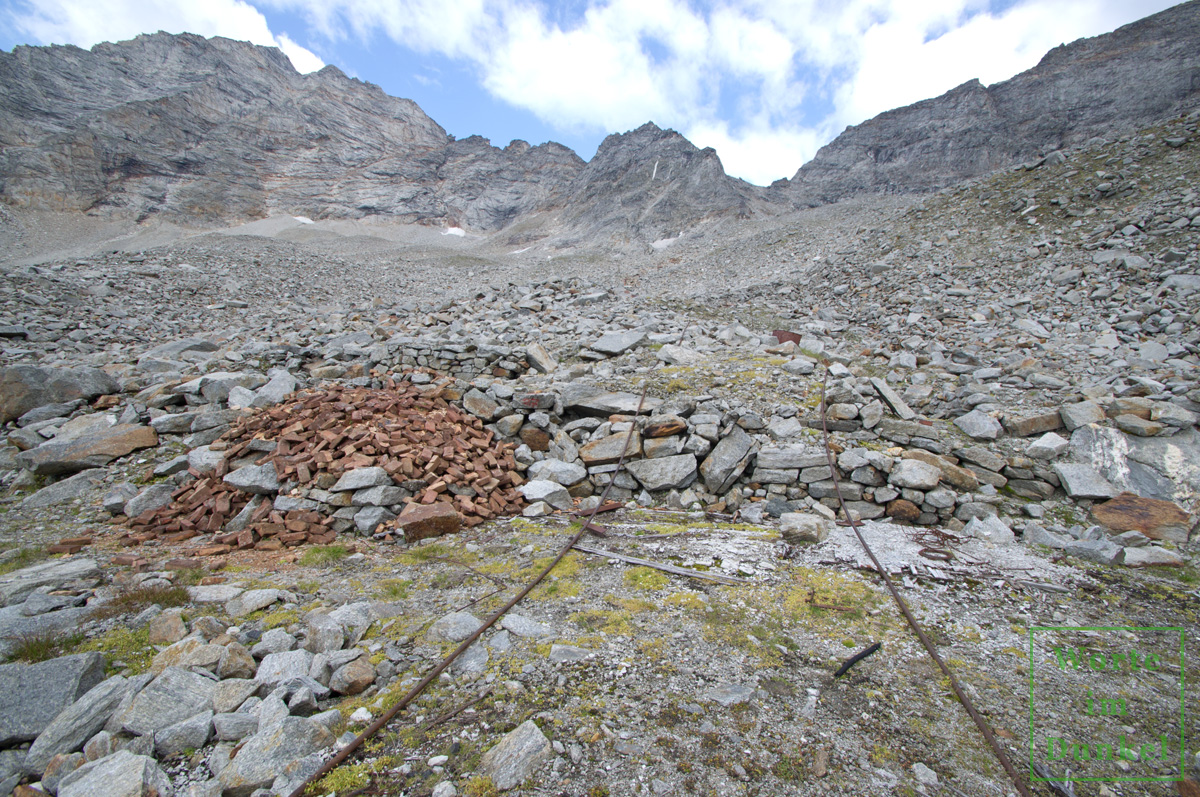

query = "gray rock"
[700,426,755,494]
[1069,425,1200,505]
[1022,523,1070,549]
[1053,463,1118,499]
[187,446,225,474]
[705,682,755,707]
[226,588,288,618]
[548,644,591,663]
[0,366,119,424]
[518,480,572,511]
[524,342,558,374]
[0,652,107,746]
[57,750,174,797]
[501,614,555,638]
[23,677,131,776]
[351,485,406,506]
[251,628,297,658]
[217,717,334,797]
[756,445,825,470]
[222,464,279,495]
[779,513,830,544]
[17,400,82,426]
[590,330,647,356]
[211,679,259,715]
[123,483,176,518]
[656,344,705,366]
[255,650,315,688]
[565,390,662,417]
[251,371,298,408]
[119,668,216,737]
[888,459,941,490]
[427,612,482,643]
[625,454,698,492]
[20,469,106,509]
[0,558,100,607]
[449,641,490,678]
[354,505,396,533]
[1064,538,1122,565]
[212,712,259,742]
[462,389,500,421]
[962,516,1015,545]
[186,584,243,604]
[15,424,159,476]
[331,467,392,492]
[869,377,916,420]
[102,482,140,514]
[477,719,553,791]
[1026,432,1069,460]
[154,710,212,758]
[1119,546,1185,567]
[526,459,588,486]
[329,656,375,695]
[303,614,345,654]
[1060,400,1106,430]
[954,410,1002,440]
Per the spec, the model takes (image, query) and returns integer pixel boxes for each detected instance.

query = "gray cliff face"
[544,122,764,246]
[787,0,1200,205]
[0,32,585,230]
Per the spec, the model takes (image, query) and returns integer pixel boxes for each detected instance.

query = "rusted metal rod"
[817,366,1032,797]
[287,385,649,797]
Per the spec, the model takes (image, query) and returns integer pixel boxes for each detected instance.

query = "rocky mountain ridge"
[5,2,1200,250]
[786,0,1200,205]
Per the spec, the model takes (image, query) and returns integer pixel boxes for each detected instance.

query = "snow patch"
[651,236,678,250]
[510,247,531,255]
[293,216,314,224]
[442,227,466,237]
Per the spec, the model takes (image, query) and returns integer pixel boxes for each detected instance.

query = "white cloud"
[8,0,324,73]
[686,121,823,187]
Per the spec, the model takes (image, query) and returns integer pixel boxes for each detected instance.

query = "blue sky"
[0,0,1180,185]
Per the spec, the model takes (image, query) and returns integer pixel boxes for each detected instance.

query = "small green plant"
[6,630,86,663]
[299,544,351,567]
[624,566,669,591]
[172,568,207,586]
[463,776,500,797]
[375,579,411,600]
[80,626,153,674]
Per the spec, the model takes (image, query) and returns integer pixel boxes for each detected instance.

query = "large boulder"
[699,427,755,494]
[24,676,132,776]
[118,667,216,737]
[57,750,174,797]
[217,717,333,797]
[477,719,552,790]
[0,653,106,746]
[0,366,119,423]
[15,425,158,476]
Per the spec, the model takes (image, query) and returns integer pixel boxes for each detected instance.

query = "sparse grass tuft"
[91,584,189,620]
[375,578,411,600]
[6,630,86,663]
[0,546,49,576]
[299,544,351,567]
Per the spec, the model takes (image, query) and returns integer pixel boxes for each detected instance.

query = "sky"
[0,0,1181,186]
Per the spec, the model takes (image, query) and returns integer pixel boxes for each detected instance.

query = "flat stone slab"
[0,652,106,746]
[590,330,647,356]
[57,750,174,797]
[625,454,698,492]
[24,676,132,777]
[548,644,591,663]
[21,469,106,509]
[119,667,216,737]
[579,431,641,466]
[566,391,662,417]
[255,649,315,688]
[705,682,755,707]
[700,426,754,494]
[186,584,244,603]
[501,614,555,638]
[15,424,158,476]
[1119,546,1185,567]
[0,557,100,607]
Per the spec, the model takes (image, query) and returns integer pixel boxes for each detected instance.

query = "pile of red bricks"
[120,380,526,554]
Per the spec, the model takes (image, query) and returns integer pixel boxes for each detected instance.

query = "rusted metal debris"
[816,365,1033,797]
[121,380,526,554]
[833,641,881,678]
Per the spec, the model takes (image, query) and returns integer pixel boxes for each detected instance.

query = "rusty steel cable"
[287,385,649,797]
[816,366,1033,797]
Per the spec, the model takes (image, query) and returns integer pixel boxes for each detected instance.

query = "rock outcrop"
[785,0,1200,205]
